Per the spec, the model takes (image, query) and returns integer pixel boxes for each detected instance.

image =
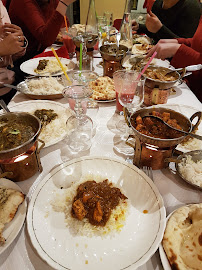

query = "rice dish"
[178,155,202,188]
[52,175,129,237]
[31,108,72,146]
[26,77,64,95]
[34,59,68,74]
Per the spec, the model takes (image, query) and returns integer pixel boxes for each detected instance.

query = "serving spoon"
[165,64,202,76]
[0,99,10,113]
[142,115,202,141]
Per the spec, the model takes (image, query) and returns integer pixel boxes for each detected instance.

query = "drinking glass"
[97,15,107,48]
[71,70,99,111]
[61,28,75,59]
[103,12,113,27]
[113,70,145,156]
[118,74,145,114]
[63,85,93,152]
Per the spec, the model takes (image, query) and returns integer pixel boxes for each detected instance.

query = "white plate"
[0,178,27,255]
[122,57,170,70]
[20,57,75,76]
[96,98,116,103]
[7,100,72,148]
[27,156,166,270]
[159,204,199,270]
[159,212,173,270]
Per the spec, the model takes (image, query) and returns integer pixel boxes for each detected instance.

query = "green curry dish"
[34,109,58,128]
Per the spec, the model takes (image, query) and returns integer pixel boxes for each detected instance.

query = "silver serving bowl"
[175,150,202,190]
[143,65,181,90]
[129,107,201,148]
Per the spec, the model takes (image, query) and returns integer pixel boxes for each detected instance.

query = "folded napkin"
[33,45,70,59]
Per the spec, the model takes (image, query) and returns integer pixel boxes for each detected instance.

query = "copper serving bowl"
[129,107,201,148]
[143,66,181,90]
[0,112,41,159]
[100,44,128,62]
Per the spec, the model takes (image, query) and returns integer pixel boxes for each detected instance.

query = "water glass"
[103,12,113,27]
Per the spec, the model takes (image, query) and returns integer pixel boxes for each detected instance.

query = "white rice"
[52,175,129,237]
[178,155,202,188]
[26,77,64,95]
[31,109,72,145]
[34,59,67,74]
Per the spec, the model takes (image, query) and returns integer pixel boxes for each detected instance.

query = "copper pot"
[0,112,41,159]
[129,107,201,148]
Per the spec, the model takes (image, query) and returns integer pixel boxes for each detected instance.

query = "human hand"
[0,33,25,56]
[145,11,162,33]
[3,23,24,44]
[146,41,181,60]
[158,39,179,44]
[143,0,156,13]
[131,19,139,33]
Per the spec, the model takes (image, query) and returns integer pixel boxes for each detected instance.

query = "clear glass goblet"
[71,70,99,121]
[63,85,93,152]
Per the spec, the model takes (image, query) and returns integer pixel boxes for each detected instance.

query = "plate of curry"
[27,156,166,270]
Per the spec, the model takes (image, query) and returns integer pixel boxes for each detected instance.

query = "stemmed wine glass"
[63,85,93,152]
[113,70,145,156]
[118,74,145,114]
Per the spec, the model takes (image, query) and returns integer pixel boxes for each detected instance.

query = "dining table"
[0,48,202,270]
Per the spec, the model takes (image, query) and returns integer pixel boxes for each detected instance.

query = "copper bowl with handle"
[129,106,201,148]
[0,112,41,159]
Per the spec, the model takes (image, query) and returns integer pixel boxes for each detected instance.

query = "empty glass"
[103,11,113,27]
[63,85,93,152]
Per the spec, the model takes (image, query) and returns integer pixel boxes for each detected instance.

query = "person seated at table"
[5,0,76,63]
[0,1,27,104]
[147,16,202,102]
[132,0,201,43]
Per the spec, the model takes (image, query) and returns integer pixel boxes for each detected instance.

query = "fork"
[142,166,154,181]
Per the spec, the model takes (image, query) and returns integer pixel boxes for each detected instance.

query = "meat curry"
[134,111,183,139]
[72,180,127,226]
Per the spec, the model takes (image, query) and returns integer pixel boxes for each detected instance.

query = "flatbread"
[163,204,202,270]
[0,186,25,245]
[132,44,153,55]
[89,76,116,101]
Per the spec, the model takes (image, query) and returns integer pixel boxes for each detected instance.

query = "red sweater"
[171,17,202,102]
[8,0,64,60]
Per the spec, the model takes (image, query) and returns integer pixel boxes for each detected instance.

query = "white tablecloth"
[0,54,201,270]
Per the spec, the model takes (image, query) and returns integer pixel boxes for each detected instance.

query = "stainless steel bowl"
[176,150,202,190]
[129,107,201,148]
[143,66,181,90]
[100,44,128,62]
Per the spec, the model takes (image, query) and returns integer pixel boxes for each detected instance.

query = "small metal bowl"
[175,150,202,190]
[17,76,68,100]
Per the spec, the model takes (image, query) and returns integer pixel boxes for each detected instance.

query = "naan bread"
[0,186,25,246]
[89,76,116,101]
[132,44,153,55]
[163,204,202,270]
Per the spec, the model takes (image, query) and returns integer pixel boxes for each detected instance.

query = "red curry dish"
[71,180,127,226]
[134,111,183,139]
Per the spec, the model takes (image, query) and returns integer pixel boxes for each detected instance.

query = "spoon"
[165,64,202,76]
[0,83,18,90]
[0,99,10,113]
[142,115,202,141]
